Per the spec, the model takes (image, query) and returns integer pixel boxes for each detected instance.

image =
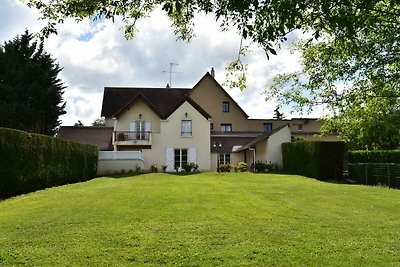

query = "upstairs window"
[263,123,273,133]
[298,124,303,131]
[222,101,230,112]
[181,120,192,136]
[221,123,232,132]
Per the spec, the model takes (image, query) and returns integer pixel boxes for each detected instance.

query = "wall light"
[139,113,142,119]
[185,112,188,118]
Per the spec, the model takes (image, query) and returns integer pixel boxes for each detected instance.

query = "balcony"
[113,131,151,147]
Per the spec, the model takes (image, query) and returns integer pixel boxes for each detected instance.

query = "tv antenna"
[163,62,180,87]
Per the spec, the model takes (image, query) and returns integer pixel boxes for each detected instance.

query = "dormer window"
[222,101,230,112]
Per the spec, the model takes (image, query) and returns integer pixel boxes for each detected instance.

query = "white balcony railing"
[99,151,144,161]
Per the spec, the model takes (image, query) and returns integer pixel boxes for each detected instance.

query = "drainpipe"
[113,117,117,151]
[249,148,256,172]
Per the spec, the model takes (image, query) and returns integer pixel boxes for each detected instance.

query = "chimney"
[211,67,215,78]
[166,83,170,88]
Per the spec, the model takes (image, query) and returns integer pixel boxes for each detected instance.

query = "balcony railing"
[114,131,151,141]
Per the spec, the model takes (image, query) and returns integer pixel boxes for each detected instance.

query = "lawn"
[0,172,399,266]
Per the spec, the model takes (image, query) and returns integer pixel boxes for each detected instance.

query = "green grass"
[0,173,399,266]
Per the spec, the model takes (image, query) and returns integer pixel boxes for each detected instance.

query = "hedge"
[348,150,400,188]
[348,150,400,163]
[0,128,98,198]
[282,141,345,180]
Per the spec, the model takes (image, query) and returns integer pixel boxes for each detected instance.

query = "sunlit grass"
[0,172,399,266]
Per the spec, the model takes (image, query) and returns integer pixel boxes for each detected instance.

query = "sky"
[1,0,323,126]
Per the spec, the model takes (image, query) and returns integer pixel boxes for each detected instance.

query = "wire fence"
[348,163,400,188]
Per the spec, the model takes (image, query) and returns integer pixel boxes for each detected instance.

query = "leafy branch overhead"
[23,0,400,57]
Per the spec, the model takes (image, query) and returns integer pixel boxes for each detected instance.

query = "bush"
[282,141,344,180]
[219,164,231,172]
[0,128,98,198]
[234,162,247,172]
[348,150,400,163]
[161,165,167,172]
[253,161,281,173]
[150,165,158,173]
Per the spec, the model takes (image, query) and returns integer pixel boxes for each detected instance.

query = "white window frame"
[181,120,192,137]
[221,123,232,132]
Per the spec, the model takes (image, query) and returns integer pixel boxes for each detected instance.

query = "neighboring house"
[58,68,336,173]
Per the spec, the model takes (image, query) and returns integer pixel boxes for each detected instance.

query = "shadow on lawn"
[102,171,202,179]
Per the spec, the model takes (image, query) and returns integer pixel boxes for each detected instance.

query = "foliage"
[0,30,66,136]
[74,120,84,126]
[161,165,167,172]
[273,106,285,120]
[253,161,282,173]
[267,3,400,149]
[150,164,158,173]
[348,150,400,164]
[1,173,400,265]
[282,141,344,180]
[218,164,231,172]
[92,117,106,127]
[234,162,247,172]
[24,0,400,91]
[181,162,198,172]
[0,128,98,198]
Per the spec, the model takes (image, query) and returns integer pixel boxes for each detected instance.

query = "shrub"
[282,141,344,180]
[150,165,158,173]
[348,150,400,163]
[219,164,231,172]
[0,128,98,198]
[182,163,193,172]
[192,163,199,172]
[234,162,247,172]
[254,161,282,173]
[161,165,167,172]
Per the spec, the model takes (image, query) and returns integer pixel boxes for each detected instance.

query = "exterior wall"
[97,159,144,175]
[210,152,245,172]
[116,99,161,133]
[265,126,291,164]
[141,101,211,171]
[190,75,250,131]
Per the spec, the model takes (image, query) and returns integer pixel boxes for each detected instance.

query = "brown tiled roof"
[57,126,113,151]
[101,87,191,118]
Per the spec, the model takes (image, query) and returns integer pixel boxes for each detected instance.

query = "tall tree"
[0,31,66,136]
[266,5,400,149]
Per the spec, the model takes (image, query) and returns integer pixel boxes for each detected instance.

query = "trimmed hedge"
[348,150,400,163]
[282,141,345,180]
[0,128,98,198]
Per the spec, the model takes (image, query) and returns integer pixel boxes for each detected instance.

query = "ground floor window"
[219,153,231,165]
[174,149,188,169]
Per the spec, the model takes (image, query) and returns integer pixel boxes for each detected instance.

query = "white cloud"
[2,0,319,127]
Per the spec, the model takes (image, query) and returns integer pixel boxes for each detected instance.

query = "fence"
[348,163,400,188]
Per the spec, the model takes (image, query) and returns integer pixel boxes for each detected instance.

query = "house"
[58,69,336,174]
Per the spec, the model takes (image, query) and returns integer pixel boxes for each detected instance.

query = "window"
[222,101,230,112]
[219,153,231,164]
[130,120,151,140]
[174,149,188,170]
[221,123,232,132]
[263,123,273,133]
[181,120,192,136]
[298,124,303,131]
[210,123,214,130]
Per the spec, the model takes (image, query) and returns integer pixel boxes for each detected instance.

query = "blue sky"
[1,0,323,126]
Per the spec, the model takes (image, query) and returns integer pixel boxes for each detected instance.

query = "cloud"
[2,1,316,126]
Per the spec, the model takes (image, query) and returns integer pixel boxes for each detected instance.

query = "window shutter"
[166,148,174,172]
[188,148,197,164]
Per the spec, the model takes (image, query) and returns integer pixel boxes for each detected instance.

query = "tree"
[273,106,285,120]
[266,6,400,149]
[0,31,66,136]
[92,118,105,127]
